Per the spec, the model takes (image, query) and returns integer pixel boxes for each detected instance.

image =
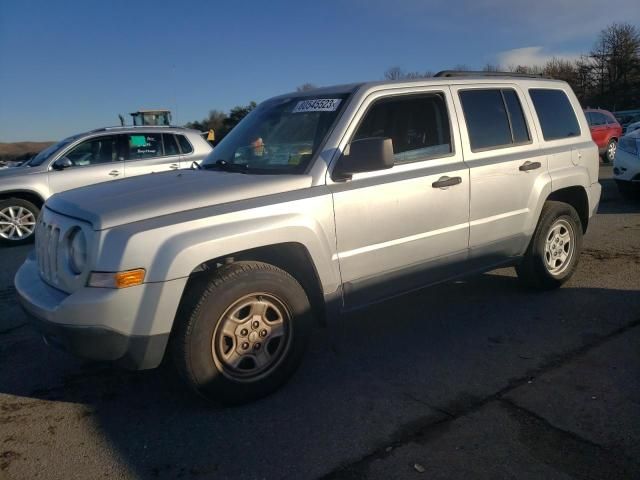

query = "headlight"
[68,228,87,275]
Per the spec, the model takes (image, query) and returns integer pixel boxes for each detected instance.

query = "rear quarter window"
[177,135,193,154]
[529,89,581,140]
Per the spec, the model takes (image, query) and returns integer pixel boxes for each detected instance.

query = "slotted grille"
[36,218,61,287]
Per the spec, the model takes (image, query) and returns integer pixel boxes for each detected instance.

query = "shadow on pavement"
[2,271,639,479]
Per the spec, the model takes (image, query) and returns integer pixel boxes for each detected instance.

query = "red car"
[584,108,623,163]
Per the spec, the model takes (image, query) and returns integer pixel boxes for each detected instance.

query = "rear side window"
[163,134,180,156]
[354,93,452,163]
[588,112,607,126]
[122,133,163,160]
[529,89,580,140]
[459,89,530,151]
[177,135,193,154]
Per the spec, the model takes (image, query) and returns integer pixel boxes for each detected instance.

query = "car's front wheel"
[170,261,313,405]
[0,198,40,246]
[516,201,583,290]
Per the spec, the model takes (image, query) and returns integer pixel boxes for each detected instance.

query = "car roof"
[79,126,202,136]
[272,75,568,101]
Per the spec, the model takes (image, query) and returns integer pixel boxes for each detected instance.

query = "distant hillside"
[0,141,54,163]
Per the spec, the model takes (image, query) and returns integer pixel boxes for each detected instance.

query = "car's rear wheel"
[516,201,583,290]
[604,138,617,163]
[0,198,40,246]
[170,261,313,405]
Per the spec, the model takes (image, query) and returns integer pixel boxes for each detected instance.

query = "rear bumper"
[15,253,186,370]
[587,182,602,218]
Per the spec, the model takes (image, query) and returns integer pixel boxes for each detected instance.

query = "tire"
[170,261,313,405]
[0,198,40,246]
[604,138,617,163]
[516,201,583,290]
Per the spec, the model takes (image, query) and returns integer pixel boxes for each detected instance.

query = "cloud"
[496,46,581,68]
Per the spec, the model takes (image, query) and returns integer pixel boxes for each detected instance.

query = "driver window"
[354,93,452,164]
[62,136,120,167]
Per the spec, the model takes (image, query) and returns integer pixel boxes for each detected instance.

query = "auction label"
[292,98,342,113]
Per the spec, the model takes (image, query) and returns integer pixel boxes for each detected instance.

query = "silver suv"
[16,73,601,404]
[0,126,211,245]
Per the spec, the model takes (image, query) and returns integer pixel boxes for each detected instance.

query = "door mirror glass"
[52,157,73,170]
[333,137,394,180]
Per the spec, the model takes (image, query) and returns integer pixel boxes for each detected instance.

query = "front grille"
[36,217,62,288]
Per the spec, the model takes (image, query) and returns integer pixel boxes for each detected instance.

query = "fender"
[96,193,341,297]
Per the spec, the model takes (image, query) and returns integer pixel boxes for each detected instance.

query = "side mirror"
[52,157,73,171]
[333,137,394,180]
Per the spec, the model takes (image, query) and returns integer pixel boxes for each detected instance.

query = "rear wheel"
[170,261,313,405]
[604,138,617,163]
[516,201,582,290]
[0,198,39,246]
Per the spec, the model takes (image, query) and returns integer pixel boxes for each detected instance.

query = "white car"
[613,130,640,199]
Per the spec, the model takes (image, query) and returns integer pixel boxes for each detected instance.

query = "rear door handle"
[432,176,462,188]
[519,161,541,172]
[109,170,120,177]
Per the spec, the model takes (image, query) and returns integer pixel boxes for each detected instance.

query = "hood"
[46,169,313,230]
[0,164,30,175]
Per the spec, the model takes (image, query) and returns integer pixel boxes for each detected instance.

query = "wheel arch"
[178,242,328,328]
[0,190,45,209]
[546,186,590,233]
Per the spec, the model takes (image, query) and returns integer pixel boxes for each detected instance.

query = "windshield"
[201,95,349,174]
[26,136,77,166]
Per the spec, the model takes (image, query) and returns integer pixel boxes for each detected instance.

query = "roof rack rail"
[434,70,548,79]
[90,125,179,132]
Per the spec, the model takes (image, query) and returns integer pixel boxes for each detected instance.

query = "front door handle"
[432,176,462,189]
[109,170,120,177]
[169,163,179,170]
[519,161,541,172]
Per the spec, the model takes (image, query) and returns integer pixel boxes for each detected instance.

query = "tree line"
[383,23,640,112]
[185,23,639,144]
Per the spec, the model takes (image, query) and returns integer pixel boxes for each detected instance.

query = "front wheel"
[170,261,313,405]
[516,201,583,290]
[0,198,40,246]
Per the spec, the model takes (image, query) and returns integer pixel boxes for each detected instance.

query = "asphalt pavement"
[0,165,638,480]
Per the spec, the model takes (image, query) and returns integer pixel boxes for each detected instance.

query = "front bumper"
[15,253,187,370]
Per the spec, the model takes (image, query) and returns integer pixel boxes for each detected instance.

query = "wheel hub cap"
[213,293,290,380]
[0,206,36,241]
[544,219,575,276]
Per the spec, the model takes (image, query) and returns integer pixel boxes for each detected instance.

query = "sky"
[1,0,639,142]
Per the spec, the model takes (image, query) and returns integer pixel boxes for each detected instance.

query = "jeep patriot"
[16,72,601,404]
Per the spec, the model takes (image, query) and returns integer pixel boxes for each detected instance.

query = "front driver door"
[48,134,124,194]
[329,89,470,308]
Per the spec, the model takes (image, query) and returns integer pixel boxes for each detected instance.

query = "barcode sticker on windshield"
[292,98,342,113]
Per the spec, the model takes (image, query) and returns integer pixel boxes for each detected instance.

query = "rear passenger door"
[587,112,608,149]
[451,85,549,262]
[122,132,179,177]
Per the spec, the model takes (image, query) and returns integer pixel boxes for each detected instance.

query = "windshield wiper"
[202,159,249,173]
